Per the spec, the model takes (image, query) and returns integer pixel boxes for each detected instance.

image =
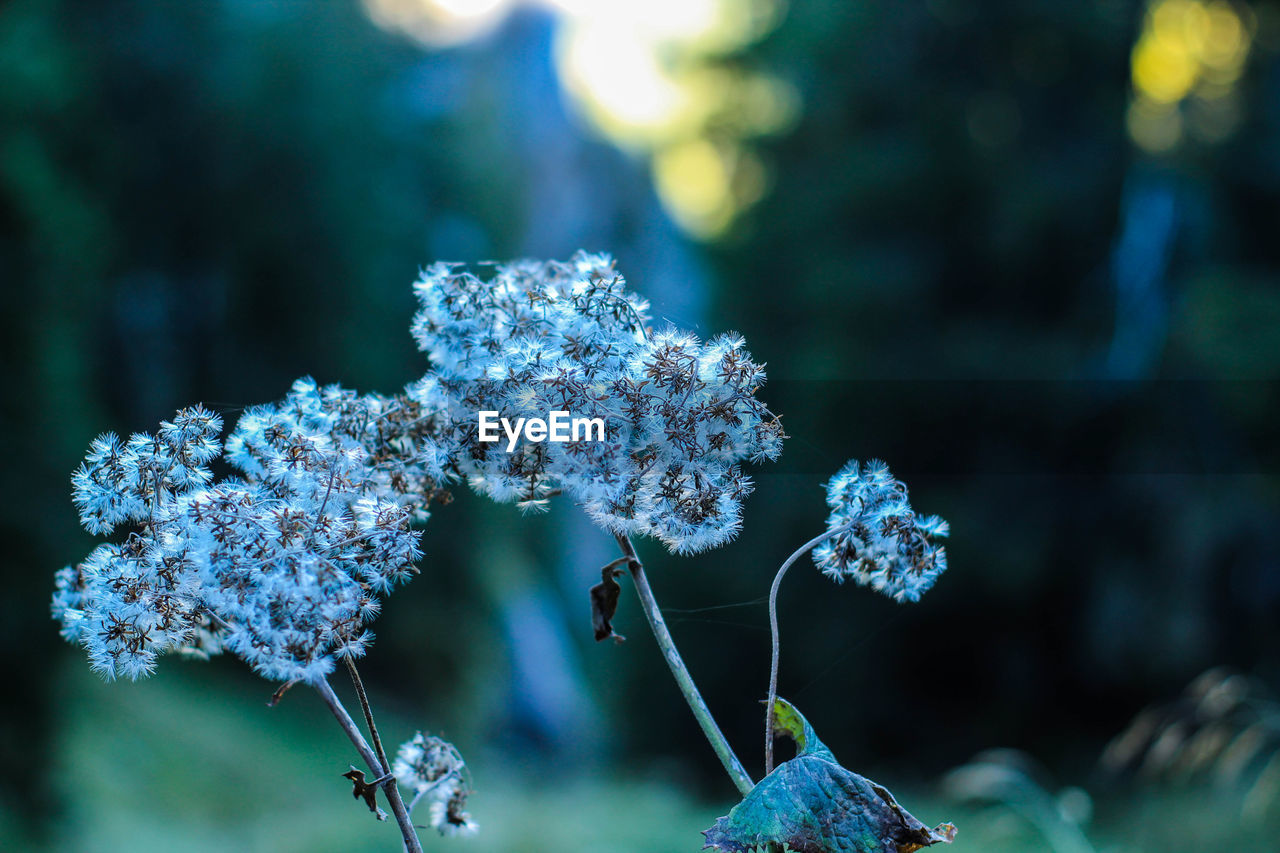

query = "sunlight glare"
[558,23,687,139]
[362,0,514,46]
[363,0,794,238]
[1128,0,1253,152]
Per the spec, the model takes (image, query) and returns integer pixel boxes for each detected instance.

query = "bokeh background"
[4,0,1280,850]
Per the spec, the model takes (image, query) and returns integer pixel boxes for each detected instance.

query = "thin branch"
[207,615,419,848]
[765,521,856,775]
[599,555,630,574]
[614,533,755,796]
[406,771,457,814]
[201,607,233,633]
[345,657,391,775]
[313,678,423,853]
[308,453,340,544]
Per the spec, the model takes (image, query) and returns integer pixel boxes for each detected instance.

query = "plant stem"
[314,678,423,853]
[614,533,755,796]
[345,658,391,773]
[765,522,855,775]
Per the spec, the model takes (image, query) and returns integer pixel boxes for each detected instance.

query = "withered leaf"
[590,562,627,643]
[342,766,389,821]
[703,699,955,853]
[267,679,298,707]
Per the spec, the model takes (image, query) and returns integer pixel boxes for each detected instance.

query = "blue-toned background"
[4,0,1280,850]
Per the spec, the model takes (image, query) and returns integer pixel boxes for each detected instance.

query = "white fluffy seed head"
[813,459,949,603]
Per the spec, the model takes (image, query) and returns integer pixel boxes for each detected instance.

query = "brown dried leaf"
[342,766,389,821]
[590,562,627,643]
[267,679,299,707]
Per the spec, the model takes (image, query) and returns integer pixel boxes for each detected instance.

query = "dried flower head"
[409,251,783,554]
[812,459,949,602]
[394,732,477,836]
[53,383,449,683]
[70,404,222,535]
[225,377,453,521]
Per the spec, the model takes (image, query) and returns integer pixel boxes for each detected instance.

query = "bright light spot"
[363,0,795,238]
[549,0,720,43]
[547,0,780,52]
[1128,0,1253,152]
[436,0,506,17]
[1179,1,1213,55]
[362,0,513,46]
[654,139,735,237]
[1203,2,1247,67]
[1150,0,1199,48]
[557,23,687,140]
[553,0,791,234]
[1132,34,1198,103]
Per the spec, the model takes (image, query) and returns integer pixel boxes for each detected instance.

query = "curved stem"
[765,522,855,775]
[314,678,423,853]
[615,533,755,796]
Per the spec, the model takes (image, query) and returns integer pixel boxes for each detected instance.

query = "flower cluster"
[812,459,949,602]
[55,407,224,679]
[69,405,223,536]
[55,250,787,683]
[409,252,784,553]
[393,732,476,836]
[53,381,450,683]
[226,377,453,521]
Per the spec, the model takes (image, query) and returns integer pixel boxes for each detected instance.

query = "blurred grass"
[14,659,1274,852]
[41,661,727,853]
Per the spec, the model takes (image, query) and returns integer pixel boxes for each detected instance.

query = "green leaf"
[703,699,955,853]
